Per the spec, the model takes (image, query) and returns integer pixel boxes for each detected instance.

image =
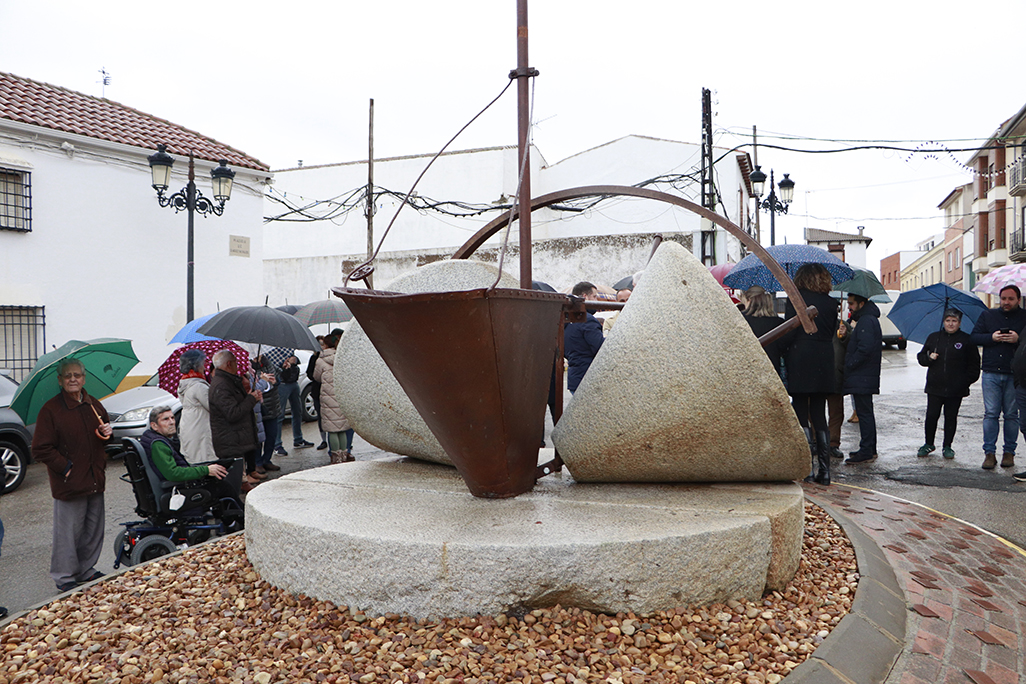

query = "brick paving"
[804,482,1026,684]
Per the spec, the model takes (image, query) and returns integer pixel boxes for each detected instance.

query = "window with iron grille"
[0,167,32,232]
[0,306,45,382]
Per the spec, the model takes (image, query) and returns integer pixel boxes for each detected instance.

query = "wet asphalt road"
[2,343,1025,616]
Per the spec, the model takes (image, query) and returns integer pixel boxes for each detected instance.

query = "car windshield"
[143,373,160,387]
[0,373,19,406]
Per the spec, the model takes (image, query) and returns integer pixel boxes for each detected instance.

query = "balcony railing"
[1011,229,1026,262]
[1010,156,1026,196]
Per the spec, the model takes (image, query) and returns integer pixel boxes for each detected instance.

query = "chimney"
[857,226,864,237]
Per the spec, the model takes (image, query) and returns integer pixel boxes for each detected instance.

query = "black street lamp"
[750,165,794,246]
[148,144,235,322]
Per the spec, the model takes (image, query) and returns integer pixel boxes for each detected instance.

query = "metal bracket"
[508,67,540,79]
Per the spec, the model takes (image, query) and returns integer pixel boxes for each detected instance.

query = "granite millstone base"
[245,456,805,619]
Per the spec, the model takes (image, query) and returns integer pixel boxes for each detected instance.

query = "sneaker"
[263,461,281,472]
[845,452,877,464]
[294,440,315,449]
[1013,471,1026,482]
[316,441,328,450]
[56,581,78,592]
[942,447,955,460]
[983,453,997,470]
[1001,452,1015,468]
[273,447,288,457]
[0,606,7,619]
[80,570,104,583]
[917,444,935,457]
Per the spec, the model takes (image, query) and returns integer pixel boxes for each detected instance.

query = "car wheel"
[129,535,178,565]
[301,384,318,422]
[1,439,28,495]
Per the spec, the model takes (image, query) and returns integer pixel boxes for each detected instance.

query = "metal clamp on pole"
[508,67,540,79]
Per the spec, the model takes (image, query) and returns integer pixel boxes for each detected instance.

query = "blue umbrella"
[169,312,220,344]
[722,244,854,292]
[887,283,988,345]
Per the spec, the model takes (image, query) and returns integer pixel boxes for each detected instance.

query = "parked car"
[877,291,907,350]
[0,371,34,495]
[103,370,317,456]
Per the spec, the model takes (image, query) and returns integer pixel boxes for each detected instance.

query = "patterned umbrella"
[972,263,1026,296]
[157,340,250,395]
[722,244,854,292]
[261,346,296,370]
[294,299,353,327]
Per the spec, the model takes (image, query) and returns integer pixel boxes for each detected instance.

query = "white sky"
[3,0,1024,272]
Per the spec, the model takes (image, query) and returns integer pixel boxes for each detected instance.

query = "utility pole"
[366,98,375,289]
[700,88,716,266]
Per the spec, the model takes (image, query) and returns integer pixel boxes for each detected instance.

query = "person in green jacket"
[139,406,243,507]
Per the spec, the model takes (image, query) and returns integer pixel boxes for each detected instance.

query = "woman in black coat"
[782,263,839,485]
[742,286,783,377]
[916,308,981,459]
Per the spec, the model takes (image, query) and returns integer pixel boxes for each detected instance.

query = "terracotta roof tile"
[0,71,268,172]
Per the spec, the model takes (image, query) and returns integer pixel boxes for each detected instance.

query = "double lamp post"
[147,144,236,323]
[749,165,794,246]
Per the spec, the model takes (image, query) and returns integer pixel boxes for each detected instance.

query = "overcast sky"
[3,0,1025,272]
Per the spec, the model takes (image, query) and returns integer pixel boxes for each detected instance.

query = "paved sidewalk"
[802,482,1026,684]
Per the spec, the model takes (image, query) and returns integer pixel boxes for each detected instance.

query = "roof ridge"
[0,70,269,172]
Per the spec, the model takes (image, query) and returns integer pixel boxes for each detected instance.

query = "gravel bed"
[1,502,856,684]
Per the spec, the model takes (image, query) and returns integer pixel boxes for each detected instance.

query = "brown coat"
[31,389,110,501]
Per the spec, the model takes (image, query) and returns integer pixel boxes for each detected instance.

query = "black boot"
[815,430,831,485]
[802,428,816,483]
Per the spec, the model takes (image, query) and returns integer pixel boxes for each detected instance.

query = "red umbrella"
[707,263,739,303]
[157,340,250,395]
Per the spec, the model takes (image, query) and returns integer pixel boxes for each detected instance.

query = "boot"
[814,431,831,485]
[329,450,347,465]
[343,450,355,463]
[802,428,816,483]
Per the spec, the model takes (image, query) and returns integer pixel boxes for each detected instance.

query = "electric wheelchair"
[113,437,244,568]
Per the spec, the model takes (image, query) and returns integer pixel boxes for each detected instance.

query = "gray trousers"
[51,493,104,586]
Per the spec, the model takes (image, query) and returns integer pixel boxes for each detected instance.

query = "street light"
[750,165,794,246]
[148,144,235,323]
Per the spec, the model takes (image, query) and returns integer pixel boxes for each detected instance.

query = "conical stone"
[552,241,809,482]
[335,260,518,466]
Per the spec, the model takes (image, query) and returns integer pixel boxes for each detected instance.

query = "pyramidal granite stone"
[552,241,809,482]
[335,260,518,466]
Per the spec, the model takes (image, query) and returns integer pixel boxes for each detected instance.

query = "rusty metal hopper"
[333,286,568,498]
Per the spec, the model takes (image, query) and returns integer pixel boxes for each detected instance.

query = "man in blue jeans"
[274,355,313,455]
[970,285,1026,470]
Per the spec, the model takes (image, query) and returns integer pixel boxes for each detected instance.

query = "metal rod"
[516,0,532,289]
[366,98,375,289]
[753,125,760,245]
[757,305,818,347]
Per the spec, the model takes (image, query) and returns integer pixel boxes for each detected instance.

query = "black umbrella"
[197,306,320,351]
[612,275,634,291]
[275,304,301,315]
[531,280,557,293]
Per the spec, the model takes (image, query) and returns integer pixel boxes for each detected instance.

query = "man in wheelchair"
[139,406,244,516]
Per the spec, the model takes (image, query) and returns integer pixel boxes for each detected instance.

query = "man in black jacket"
[209,350,262,485]
[970,285,1026,470]
[843,295,883,464]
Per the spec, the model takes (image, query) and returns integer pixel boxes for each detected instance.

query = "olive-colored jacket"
[32,389,110,501]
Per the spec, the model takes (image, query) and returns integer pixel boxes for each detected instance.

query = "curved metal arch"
[452,184,815,333]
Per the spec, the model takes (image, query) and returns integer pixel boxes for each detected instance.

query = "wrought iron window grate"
[0,306,45,382]
[0,167,32,232]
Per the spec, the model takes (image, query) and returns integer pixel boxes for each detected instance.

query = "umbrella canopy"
[261,346,296,370]
[196,306,320,351]
[972,263,1026,296]
[831,268,890,301]
[532,280,557,293]
[707,263,735,287]
[612,275,634,291]
[168,312,220,344]
[294,299,353,327]
[156,340,250,395]
[887,283,988,345]
[275,304,301,315]
[10,338,139,424]
[722,244,854,292]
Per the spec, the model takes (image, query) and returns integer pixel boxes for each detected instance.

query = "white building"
[0,71,272,380]
[803,227,872,270]
[264,135,757,300]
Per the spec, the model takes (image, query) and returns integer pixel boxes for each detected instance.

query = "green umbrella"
[831,268,890,301]
[10,338,139,424]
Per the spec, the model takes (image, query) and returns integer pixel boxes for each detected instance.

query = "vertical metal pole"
[769,169,776,247]
[516,0,532,289]
[366,98,375,289]
[753,126,760,245]
[186,152,196,323]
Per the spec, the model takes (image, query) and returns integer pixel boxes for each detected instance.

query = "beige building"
[901,234,945,291]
